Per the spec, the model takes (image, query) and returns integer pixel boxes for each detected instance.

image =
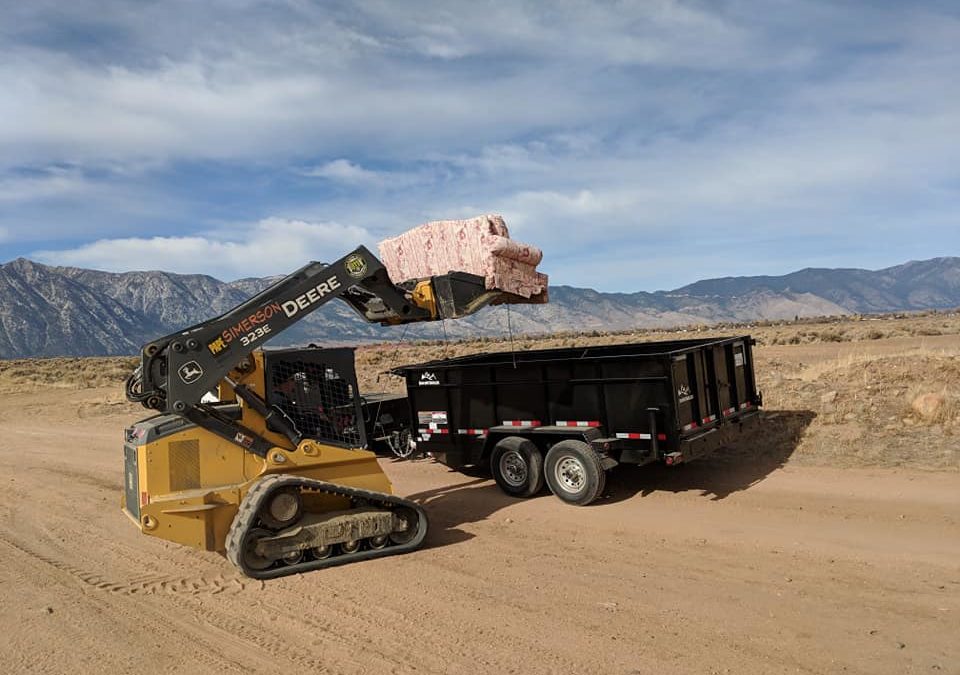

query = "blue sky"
[0,0,957,291]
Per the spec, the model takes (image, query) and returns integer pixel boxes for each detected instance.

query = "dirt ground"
[0,316,958,674]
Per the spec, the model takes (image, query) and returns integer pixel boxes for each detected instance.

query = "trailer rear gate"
[394,336,762,505]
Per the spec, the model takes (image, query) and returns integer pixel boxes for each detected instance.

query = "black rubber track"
[225,474,429,580]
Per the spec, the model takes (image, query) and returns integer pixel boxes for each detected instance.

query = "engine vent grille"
[168,439,201,491]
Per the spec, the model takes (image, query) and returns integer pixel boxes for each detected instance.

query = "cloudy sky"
[1,0,957,290]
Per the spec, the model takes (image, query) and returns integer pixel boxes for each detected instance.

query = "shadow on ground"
[406,409,815,549]
[604,409,816,503]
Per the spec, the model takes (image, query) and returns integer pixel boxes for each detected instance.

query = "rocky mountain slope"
[0,257,957,357]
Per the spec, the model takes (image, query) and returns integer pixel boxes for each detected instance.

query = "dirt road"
[0,387,957,675]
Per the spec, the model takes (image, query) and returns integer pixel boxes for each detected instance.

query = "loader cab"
[262,347,366,449]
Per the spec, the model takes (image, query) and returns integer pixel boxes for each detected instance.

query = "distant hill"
[0,256,957,358]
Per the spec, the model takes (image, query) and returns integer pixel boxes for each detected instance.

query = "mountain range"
[0,256,957,358]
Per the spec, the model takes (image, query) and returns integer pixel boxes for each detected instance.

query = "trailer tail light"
[665,452,683,466]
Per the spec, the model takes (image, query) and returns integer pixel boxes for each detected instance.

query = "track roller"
[225,474,429,579]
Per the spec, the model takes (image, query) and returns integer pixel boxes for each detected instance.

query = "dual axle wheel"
[490,438,606,506]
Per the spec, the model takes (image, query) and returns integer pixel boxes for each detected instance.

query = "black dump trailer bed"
[393,336,762,505]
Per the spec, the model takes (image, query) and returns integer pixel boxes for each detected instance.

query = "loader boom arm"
[127,245,494,418]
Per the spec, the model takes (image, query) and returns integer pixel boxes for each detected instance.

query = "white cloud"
[3,1,960,290]
[0,168,92,203]
[32,218,373,280]
[0,1,835,170]
[301,159,382,184]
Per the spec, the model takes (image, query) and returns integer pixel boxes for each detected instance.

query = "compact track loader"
[122,247,508,578]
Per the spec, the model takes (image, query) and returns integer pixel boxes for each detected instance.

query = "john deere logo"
[178,361,204,384]
[345,254,368,278]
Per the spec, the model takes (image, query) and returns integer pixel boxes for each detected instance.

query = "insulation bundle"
[378,214,548,302]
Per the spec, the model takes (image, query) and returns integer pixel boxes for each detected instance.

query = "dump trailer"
[393,336,762,505]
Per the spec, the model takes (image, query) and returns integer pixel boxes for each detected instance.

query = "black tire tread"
[225,474,428,580]
[490,437,544,498]
[544,440,606,506]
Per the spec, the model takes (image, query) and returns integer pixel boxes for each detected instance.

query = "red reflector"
[140,491,149,506]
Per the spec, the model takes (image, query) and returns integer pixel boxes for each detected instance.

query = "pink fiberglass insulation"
[378,214,548,302]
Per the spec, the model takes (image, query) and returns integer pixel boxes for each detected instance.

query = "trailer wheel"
[544,440,606,506]
[490,437,544,498]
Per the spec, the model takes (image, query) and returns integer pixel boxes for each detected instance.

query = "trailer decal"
[502,420,542,427]
[418,372,440,386]
[418,411,448,425]
[555,420,601,428]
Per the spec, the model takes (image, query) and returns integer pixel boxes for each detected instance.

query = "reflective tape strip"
[740,402,752,410]
[722,407,736,416]
[615,433,652,440]
[702,414,717,424]
[555,421,601,428]
[419,427,449,434]
[427,422,447,430]
[682,421,699,432]
[501,420,541,427]
[457,428,488,436]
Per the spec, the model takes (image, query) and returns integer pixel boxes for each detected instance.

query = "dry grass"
[1,310,957,470]
[755,346,959,469]
[0,357,139,392]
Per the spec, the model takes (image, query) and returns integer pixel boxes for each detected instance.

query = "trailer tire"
[490,437,544,498]
[544,440,606,506]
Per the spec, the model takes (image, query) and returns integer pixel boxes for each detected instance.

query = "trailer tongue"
[393,336,763,505]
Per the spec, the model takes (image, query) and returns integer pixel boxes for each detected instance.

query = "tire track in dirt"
[0,532,251,674]
[0,530,389,673]
[0,528,260,598]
